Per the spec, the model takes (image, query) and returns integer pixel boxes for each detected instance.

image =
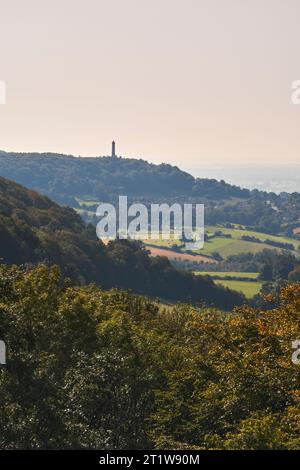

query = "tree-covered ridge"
[0,150,299,234]
[0,176,243,309]
[0,151,249,203]
[0,264,299,449]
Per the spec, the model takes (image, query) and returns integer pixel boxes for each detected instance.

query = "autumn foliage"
[0,264,299,449]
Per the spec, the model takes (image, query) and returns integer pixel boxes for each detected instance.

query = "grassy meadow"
[194,271,262,298]
[214,279,263,298]
[142,225,299,260]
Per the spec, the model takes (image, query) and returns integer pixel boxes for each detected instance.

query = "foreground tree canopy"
[0,264,299,449]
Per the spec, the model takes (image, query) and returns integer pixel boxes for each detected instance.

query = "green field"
[207,226,298,247]
[142,225,299,260]
[199,225,299,259]
[194,271,262,298]
[140,231,183,248]
[194,271,259,279]
[215,279,263,298]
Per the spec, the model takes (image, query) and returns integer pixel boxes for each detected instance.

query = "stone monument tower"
[111,140,116,158]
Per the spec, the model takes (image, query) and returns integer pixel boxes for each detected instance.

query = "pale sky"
[0,0,300,167]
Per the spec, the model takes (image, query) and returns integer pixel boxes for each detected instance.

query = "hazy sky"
[1,0,300,167]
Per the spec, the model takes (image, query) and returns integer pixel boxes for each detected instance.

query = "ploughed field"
[146,246,217,264]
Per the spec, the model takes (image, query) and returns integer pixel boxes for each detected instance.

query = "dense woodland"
[0,151,299,234]
[0,177,243,309]
[0,264,299,449]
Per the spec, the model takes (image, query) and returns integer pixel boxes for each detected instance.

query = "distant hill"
[0,176,244,309]
[0,151,250,205]
[0,150,299,235]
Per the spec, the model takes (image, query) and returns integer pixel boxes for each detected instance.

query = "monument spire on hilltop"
[111,140,116,158]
